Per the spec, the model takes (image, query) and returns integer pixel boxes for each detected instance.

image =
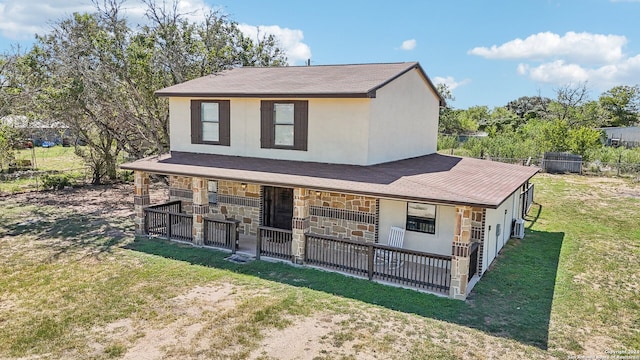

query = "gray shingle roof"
[121,152,539,208]
[155,62,444,104]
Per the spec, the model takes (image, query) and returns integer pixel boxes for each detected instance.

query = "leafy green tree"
[437,134,458,151]
[435,83,454,104]
[480,106,520,133]
[438,108,463,134]
[436,83,459,134]
[0,123,19,171]
[505,95,551,120]
[436,84,483,135]
[568,127,603,161]
[575,100,608,128]
[458,106,485,133]
[0,50,35,118]
[599,85,640,127]
[21,0,287,183]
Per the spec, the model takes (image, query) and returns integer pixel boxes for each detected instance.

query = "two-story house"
[121,62,538,299]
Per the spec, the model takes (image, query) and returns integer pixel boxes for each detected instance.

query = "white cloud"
[0,0,214,39]
[516,63,529,75]
[237,24,311,66]
[0,0,311,66]
[470,31,640,90]
[400,39,416,51]
[432,76,471,90]
[519,55,640,89]
[0,0,94,39]
[469,31,626,65]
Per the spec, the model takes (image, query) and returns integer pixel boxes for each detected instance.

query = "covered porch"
[125,152,538,300]
[132,171,483,299]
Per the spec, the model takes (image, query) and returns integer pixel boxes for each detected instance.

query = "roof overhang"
[121,152,539,209]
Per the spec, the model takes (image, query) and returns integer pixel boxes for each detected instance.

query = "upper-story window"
[191,100,230,146]
[260,100,308,150]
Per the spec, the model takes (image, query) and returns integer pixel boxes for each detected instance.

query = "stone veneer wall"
[450,206,473,300]
[471,207,486,276]
[168,177,379,240]
[169,176,261,236]
[307,191,378,242]
[133,171,150,234]
[210,180,261,236]
[169,175,193,213]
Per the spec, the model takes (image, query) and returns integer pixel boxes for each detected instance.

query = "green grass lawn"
[0,174,638,359]
[0,146,87,194]
[13,145,84,171]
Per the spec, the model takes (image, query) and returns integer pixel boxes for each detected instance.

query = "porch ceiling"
[121,152,539,209]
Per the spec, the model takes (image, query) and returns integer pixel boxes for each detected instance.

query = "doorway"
[262,186,293,230]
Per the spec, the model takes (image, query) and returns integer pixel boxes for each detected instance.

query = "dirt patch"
[559,174,640,200]
[1,182,168,218]
[580,335,623,357]
[250,314,349,360]
[89,284,239,360]
[169,284,237,318]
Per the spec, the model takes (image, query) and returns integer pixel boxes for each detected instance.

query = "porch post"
[191,177,209,246]
[133,171,150,235]
[292,187,310,264]
[450,205,473,300]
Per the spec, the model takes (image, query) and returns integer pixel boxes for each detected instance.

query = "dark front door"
[262,186,293,230]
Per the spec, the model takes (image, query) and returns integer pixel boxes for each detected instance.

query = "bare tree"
[553,82,590,122]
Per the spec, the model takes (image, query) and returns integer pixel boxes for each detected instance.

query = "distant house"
[601,126,640,148]
[121,62,538,299]
[0,115,70,146]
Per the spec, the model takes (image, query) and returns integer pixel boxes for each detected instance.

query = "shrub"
[41,174,73,190]
[119,170,134,183]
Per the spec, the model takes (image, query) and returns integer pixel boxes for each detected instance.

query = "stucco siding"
[482,191,518,272]
[379,199,455,256]
[367,68,439,164]
[169,97,371,165]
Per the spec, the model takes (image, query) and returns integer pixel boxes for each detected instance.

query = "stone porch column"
[191,177,209,246]
[292,187,310,264]
[450,205,473,300]
[133,171,150,235]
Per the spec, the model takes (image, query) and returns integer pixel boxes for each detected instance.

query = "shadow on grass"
[1,195,561,349]
[526,203,543,229]
[125,228,563,349]
[1,203,133,261]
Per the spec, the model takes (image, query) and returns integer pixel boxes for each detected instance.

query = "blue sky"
[1,0,640,108]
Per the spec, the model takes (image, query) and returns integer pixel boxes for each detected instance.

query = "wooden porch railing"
[256,226,292,261]
[147,200,182,213]
[304,233,451,294]
[204,218,240,253]
[143,201,193,243]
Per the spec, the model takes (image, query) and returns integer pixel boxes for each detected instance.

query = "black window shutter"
[219,100,231,146]
[260,101,274,148]
[293,100,308,150]
[191,100,202,144]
